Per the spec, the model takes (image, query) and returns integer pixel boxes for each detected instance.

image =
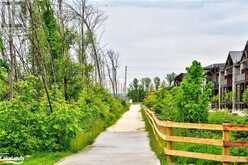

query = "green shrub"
[128,78,147,102]
[224,91,233,103]
[143,87,178,121]
[0,59,9,100]
[211,95,219,103]
[176,61,212,123]
[0,99,81,156]
[0,84,129,156]
[144,61,212,123]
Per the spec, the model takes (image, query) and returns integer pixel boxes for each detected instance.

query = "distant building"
[174,73,185,86]
[174,41,248,111]
[204,63,225,96]
[204,41,248,111]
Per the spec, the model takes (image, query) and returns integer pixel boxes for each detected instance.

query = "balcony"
[240,60,248,71]
[224,67,232,76]
[236,73,245,82]
[212,81,218,89]
[222,79,228,86]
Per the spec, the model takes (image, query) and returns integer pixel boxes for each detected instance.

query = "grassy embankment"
[2,104,129,165]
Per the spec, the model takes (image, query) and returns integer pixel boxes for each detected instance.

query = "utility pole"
[123,66,127,97]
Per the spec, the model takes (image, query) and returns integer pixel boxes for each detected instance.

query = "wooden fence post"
[166,126,173,165]
[145,108,248,164]
[223,123,230,165]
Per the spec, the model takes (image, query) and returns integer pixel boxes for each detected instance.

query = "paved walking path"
[56,104,159,165]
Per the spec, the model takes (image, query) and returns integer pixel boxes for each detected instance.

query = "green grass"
[1,152,69,165]
[141,108,167,165]
[208,111,246,124]
[1,124,104,165]
[22,152,70,165]
[1,107,129,165]
[70,120,105,153]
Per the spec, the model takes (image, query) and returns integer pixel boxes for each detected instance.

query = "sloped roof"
[204,63,225,71]
[229,51,243,63]
[244,40,248,52]
[175,73,185,80]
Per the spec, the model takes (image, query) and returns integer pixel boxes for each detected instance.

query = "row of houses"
[175,41,248,112]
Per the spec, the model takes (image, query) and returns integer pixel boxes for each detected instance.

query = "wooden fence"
[143,107,248,165]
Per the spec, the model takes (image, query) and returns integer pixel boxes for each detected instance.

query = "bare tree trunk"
[80,0,85,64]
[65,1,106,86]
[13,44,28,73]
[81,0,90,86]
[106,49,119,96]
[91,37,102,86]
[106,63,115,96]
[7,0,14,99]
[31,44,36,74]
[58,0,69,101]
[12,0,18,81]
[13,48,18,81]
[26,0,53,113]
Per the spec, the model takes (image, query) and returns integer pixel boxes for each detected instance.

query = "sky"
[89,0,248,84]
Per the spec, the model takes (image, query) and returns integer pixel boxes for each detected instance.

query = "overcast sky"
[89,0,248,84]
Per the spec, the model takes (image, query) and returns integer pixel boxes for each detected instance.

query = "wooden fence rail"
[143,107,248,165]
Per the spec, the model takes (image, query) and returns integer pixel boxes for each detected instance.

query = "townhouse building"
[206,42,248,111]
[175,41,248,111]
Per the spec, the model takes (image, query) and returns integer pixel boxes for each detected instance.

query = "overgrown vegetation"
[0,82,128,157]
[0,0,129,163]
[142,61,248,165]
[144,60,212,123]
[127,78,147,102]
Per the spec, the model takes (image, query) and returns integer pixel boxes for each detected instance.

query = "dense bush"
[0,59,8,100]
[224,91,233,103]
[127,78,147,102]
[176,61,212,123]
[143,87,178,121]
[144,61,212,123]
[0,79,129,156]
[243,88,248,103]
[0,0,129,161]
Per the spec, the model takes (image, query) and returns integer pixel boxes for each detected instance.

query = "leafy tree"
[0,59,9,100]
[153,77,161,91]
[144,87,178,121]
[243,89,248,103]
[165,72,176,87]
[133,78,139,89]
[141,77,152,91]
[41,0,62,60]
[0,0,130,157]
[176,61,212,123]
[128,78,146,102]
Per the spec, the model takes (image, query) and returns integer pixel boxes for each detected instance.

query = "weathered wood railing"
[143,107,248,165]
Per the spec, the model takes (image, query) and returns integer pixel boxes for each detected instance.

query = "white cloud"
[91,0,248,83]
